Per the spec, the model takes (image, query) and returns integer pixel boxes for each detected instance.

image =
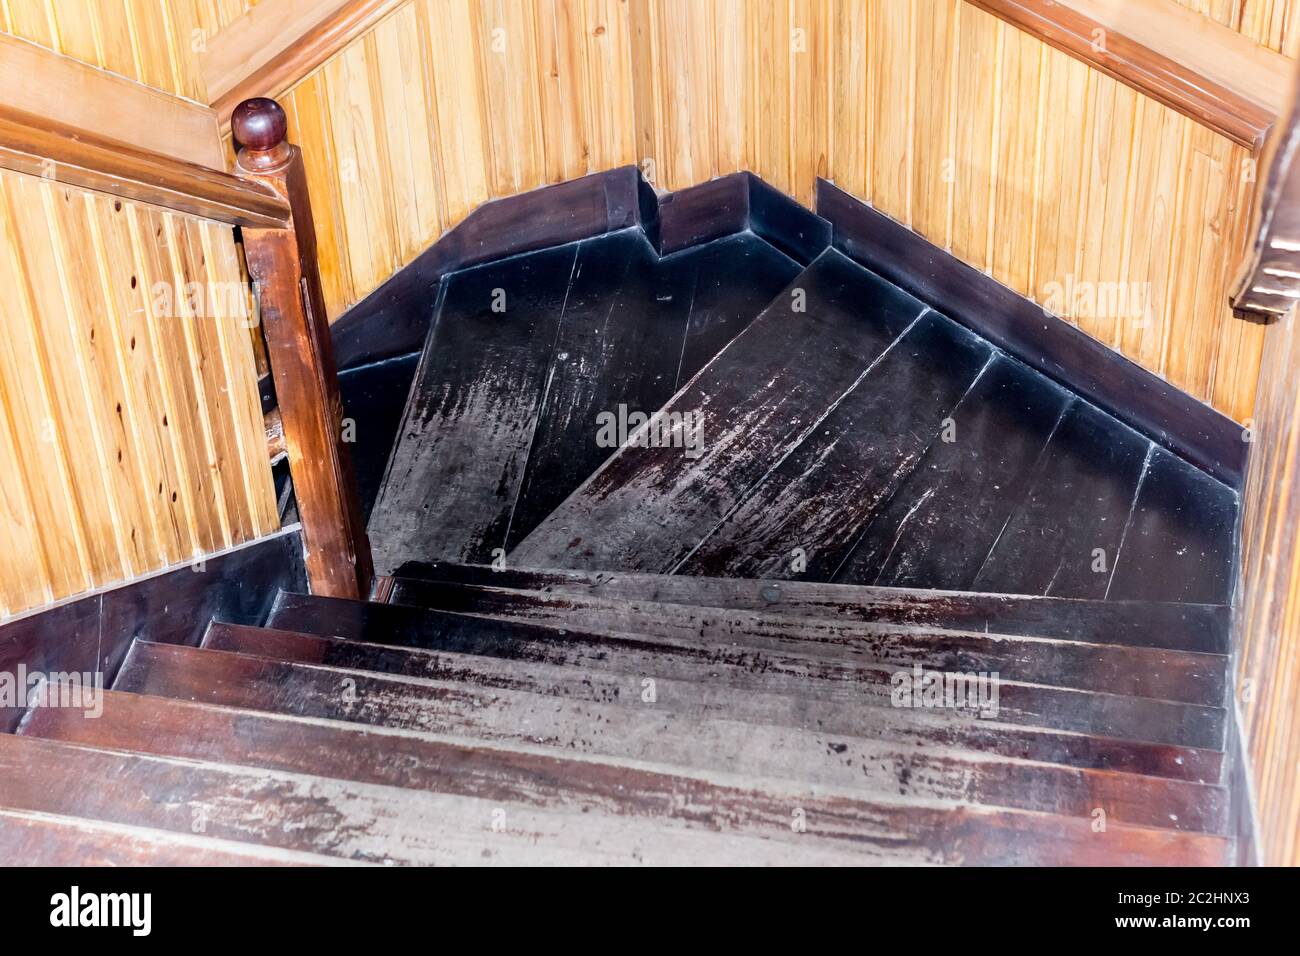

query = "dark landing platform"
[361,192,1237,606]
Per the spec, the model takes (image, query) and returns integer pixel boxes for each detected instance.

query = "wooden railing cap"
[233,97,292,172]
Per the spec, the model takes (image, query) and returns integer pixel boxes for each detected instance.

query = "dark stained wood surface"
[817,178,1247,488]
[512,250,929,571]
[0,528,304,733]
[205,621,1223,782]
[374,581,1227,706]
[973,401,1152,598]
[1107,448,1239,604]
[368,229,800,571]
[369,243,579,568]
[23,690,1229,866]
[0,807,339,866]
[831,356,1071,589]
[679,312,992,579]
[268,592,1226,750]
[387,562,1233,654]
[109,640,1227,833]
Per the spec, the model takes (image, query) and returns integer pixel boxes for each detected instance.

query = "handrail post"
[232,97,373,599]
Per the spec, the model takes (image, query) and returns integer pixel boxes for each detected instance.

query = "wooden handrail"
[233,98,373,599]
[1231,62,1300,319]
[0,104,289,228]
[968,0,1292,149]
[204,0,407,127]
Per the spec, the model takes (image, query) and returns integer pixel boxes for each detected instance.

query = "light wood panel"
[1238,306,1300,866]
[0,31,225,169]
[0,167,278,619]
[629,0,1267,423]
[274,0,635,321]
[1174,0,1300,56]
[0,0,258,103]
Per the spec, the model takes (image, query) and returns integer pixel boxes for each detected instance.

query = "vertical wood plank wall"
[0,170,278,618]
[1173,0,1300,55]
[0,0,258,102]
[1238,316,1300,866]
[255,0,1271,425]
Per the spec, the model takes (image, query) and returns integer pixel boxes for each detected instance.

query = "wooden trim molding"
[967,0,1292,149]
[817,179,1246,488]
[203,0,408,126]
[0,32,225,170]
[0,105,290,229]
[1232,61,1300,319]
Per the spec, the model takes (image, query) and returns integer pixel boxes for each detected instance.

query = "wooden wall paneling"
[950,2,1000,269]
[789,0,830,205]
[869,0,915,225]
[0,174,94,603]
[322,39,397,302]
[910,0,958,248]
[421,0,491,224]
[584,0,635,172]
[170,214,256,545]
[0,382,47,614]
[748,0,791,195]
[87,195,194,565]
[1032,50,1092,323]
[829,0,868,199]
[128,206,227,557]
[1118,98,1184,376]
[990,22,1044,295]
[712,0,746,180]
[281,79,354,321]
[1,0,56,48]
[47,183,159,577]
[5,174,128,586]
[537,0,589,184]
[628,0,663,188]
[1210,151,1266,423]
[476,0,546,197]
[197,220,281,538]
[370,5,441,263]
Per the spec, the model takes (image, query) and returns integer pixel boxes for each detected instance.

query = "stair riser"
[20,694,1228,866]
[207,623,1223,782]
[115,644,1229,834]
[387,563,1231,654]
[379,582,1227,706]
[267,596,1226,750]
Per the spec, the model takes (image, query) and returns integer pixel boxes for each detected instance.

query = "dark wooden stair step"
[368,229,801,573]
[0,806,347,866]
[205,621,1222,782]
[0,732,850,866]
[267,593,1225,750]
[369,581,1228,707]
[386,561,1231,654]
[21,690,1231,865]
[511,248,929,572]
[111,640,1228,833]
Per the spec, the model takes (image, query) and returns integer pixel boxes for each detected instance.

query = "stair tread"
[371,581,1228,707]
[205,621,1222,782]
[513,249,927,571]
[0,805,349,867]
[389,562,1232,654]
[368,229,799,573]
[269,592,1226,750]
[0,730,862,867]
[21,689,1231,865]
[677,312,992,580]
[111,639,1227,833]
[970,400,1152,598]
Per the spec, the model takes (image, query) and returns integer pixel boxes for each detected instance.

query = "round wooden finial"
[232,97,287,152]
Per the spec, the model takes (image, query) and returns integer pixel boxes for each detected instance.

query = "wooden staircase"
[5,566,1231,865]
[0,176,1241,866]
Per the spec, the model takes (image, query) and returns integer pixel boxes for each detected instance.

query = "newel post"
[232,97,373,599]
